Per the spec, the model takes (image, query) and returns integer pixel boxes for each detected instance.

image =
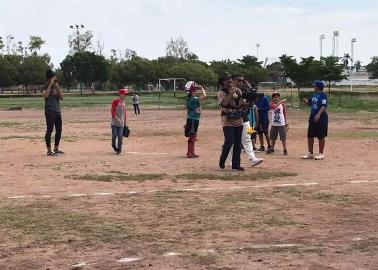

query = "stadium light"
[319,34,325,59]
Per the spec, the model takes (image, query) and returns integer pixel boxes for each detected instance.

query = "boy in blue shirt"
[255,94,272,152]
[302,80,328,160]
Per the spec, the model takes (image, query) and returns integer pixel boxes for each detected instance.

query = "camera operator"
[42,69,64,156]
[227,74,263,167]
[217,72,245,171]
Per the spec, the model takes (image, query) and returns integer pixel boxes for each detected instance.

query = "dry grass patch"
[175,171,297,181]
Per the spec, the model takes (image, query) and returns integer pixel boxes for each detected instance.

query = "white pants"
[228,121,258,163]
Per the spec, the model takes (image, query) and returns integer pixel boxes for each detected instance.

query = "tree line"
[1,33,378,94]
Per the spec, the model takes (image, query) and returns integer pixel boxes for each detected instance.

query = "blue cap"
[313,80,324,89]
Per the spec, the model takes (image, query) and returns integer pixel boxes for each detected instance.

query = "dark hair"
[218,71,232,85]
[46,69,55,80]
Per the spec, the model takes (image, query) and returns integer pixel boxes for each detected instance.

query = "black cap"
[46,69,56,80]
[218,71,232,85]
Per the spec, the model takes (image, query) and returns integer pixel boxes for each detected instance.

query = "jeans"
[133,104,140,115]
[228,121,258,163]
[45,110,62,149]
[111,125,124,151]
[219,125,243,168]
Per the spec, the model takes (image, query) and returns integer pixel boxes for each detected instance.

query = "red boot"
[187,134,199,158]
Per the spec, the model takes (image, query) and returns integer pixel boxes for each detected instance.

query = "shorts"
[270,125,286,140]
[307,118,328,139]
[185,118,199,137]
[256,118,269,135]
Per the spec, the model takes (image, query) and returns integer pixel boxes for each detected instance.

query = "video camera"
[241,86,264,104]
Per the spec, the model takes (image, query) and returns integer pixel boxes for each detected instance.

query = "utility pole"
[256,43,260,59]
[332,31,339,57]
[350,38,357,92]
[319,34,325,59]
[69,24,85,94]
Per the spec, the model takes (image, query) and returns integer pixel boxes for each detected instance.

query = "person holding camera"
[184,81,207,158]
[218,73,245,171]
[226,74,263,167]
[42,69,64,156]
[111,88,128,155]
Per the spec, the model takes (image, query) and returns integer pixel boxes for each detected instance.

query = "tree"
[341,53,352,68]
[0,55,21,87]
[265,61,283,82]
[68,30,94,54]
[28,36,45,55]
[19,54,51,93]
[166,36,192,60]
[366,57,378,79]
[238,55,263,68]
[354,60,362,72]
[317,56,347,92]
[0,37,4,53]
[60,51,107,93]
[168,62,217,85]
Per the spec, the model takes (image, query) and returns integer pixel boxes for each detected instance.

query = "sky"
[1,0,377,67]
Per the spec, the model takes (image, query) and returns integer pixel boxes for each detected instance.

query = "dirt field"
[0,106,378,270]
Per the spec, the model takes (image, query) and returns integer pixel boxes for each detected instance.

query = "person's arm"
[218,88,236,107]
[198,85,207,100]
[303,95,312,106]
[314,106,326,123]
[283,103,288,125]
[42,78,55,98]
[270,99,287,110]
[255,106,259,126]
[111,99,118,119]
[55,83,64,100]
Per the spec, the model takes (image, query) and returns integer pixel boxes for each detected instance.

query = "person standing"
[255,93,272,152]
[302,80,328,160]
[132,92,140,115]
[184,81,207,158]
[267,92,288,155]
[218,73,245,171]
[227,74,263,167]
[111,89,128,155]
[42,69,64,156]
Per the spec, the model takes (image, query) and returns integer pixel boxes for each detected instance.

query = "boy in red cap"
[111,89,128,154]
[184,81,207,158]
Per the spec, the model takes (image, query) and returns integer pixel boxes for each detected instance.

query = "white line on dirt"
[118,257,142,263]
[6,180,377,200]
[163,252,182,257]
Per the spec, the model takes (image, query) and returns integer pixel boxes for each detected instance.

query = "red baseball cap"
[118,88,129,95]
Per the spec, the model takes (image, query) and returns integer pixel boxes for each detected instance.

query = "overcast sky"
[1,0,377,67]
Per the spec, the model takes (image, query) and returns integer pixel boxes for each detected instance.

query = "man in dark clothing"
[42,69,64,156]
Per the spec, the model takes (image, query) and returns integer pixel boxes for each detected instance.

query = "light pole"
[332,31,339,57]
[319,34,325,59]
[69,24,84,94]
[350,38,357,92]
[256,43,260,59]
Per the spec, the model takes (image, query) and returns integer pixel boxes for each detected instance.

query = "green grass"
[1,91,378,112]
[0,202,130,244]
[69,172,167,182]
[348,238,378,252]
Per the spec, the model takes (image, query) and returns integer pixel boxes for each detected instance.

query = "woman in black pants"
[217,73,245,171]
[42,70,64,156]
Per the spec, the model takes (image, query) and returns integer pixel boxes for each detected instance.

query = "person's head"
[272,92,281,103]
[46,69,56,82]
[232,74,244,88]
[118,88,129,99]
[219,72,233,89]
[313,80,324,92]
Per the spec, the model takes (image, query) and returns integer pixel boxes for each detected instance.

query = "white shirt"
[271,103,286,126]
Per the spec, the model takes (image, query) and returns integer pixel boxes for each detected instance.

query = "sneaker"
[219,160,225,169]
[116,150,122,155]
[251,158,263,167]
[187,154,199,158]
[232,167,245,171]
[315,153,325,160]
[266,148,275,154]
[302,152,314,159]
[47,151,58,156]
[284,150,288,156]
[112,146,119,153]
[253,148,257,152]
[257,146,265,152]
[54,150,65,155]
